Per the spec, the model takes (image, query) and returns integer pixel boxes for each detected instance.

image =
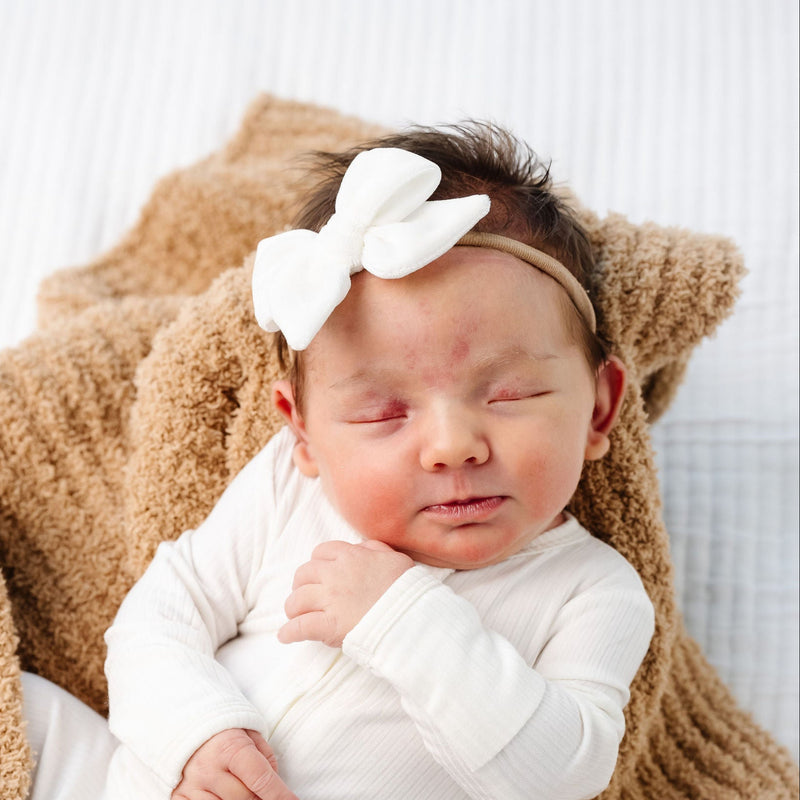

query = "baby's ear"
[271,380,319,478]
[584,356,627,461]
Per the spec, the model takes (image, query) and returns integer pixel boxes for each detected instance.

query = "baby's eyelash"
[354,413,405,424]
[488,389,550,403]
[349,401,408,424]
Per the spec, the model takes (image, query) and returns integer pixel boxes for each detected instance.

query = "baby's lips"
[422,495,506,522]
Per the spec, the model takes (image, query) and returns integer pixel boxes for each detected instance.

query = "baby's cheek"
[329,468,408,543]
[521,445,584,512]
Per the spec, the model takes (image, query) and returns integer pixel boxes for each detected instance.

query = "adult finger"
[178,771,253,800]
[246,730,279,774]
[228,737,299,799]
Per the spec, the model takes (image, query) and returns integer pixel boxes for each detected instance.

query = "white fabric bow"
[251,147,490,350]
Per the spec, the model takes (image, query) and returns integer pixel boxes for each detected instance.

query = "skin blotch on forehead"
[450,335,471,364]
[443,312,480,366]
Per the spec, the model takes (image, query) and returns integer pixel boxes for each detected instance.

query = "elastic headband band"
[457,231,597,333]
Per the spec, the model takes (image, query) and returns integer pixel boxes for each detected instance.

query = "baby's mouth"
[422,496,506,523]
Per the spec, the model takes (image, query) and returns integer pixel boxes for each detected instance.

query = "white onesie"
[103,426,654,800]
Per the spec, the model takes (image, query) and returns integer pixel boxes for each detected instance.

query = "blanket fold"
[0,94,796,800]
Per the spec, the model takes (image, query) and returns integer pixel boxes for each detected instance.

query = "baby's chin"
[391,512,568,570]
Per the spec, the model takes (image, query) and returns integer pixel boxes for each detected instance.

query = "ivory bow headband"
[252,147,595,350]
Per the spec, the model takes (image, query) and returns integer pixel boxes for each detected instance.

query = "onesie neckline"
[510,513,590,558]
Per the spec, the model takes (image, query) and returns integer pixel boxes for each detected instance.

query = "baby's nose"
[419,407,490,471]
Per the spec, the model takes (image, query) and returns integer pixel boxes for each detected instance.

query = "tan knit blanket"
[0,95,797,800]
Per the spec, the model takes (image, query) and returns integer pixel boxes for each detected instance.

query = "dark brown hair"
[277,121,609,401]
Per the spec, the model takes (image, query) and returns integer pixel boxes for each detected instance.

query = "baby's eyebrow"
[328,369,398,393]
[473,346,559,370]
[329,347,558,392]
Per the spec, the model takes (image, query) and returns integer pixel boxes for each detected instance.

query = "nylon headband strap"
[456,231,597,333]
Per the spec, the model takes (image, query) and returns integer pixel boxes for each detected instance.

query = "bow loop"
[362,195,492,278]
[252,148,490,350]
[334,148,443,227]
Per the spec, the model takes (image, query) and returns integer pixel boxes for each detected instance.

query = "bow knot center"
[318,213,369,272]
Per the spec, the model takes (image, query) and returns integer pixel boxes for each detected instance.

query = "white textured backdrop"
[0,0,797,758]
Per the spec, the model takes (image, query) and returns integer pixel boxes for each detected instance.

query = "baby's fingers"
[290,558,324,590]
[277,610,336,646]
[284,583,325,620]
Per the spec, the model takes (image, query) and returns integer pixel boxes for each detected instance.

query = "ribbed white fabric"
[104,427,654,800]
[2,0,796,758]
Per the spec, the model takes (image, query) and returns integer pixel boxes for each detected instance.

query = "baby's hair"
[277,122,609,404]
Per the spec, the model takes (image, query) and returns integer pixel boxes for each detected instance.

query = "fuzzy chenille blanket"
[0,95,797,800]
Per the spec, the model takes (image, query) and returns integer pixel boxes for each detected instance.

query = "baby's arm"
[282,539,654,800]
[105,446,281,795]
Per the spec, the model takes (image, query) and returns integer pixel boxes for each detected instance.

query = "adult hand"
[279,540,414,648]
[172,728,298,800]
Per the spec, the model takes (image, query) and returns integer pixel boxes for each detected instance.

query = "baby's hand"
[279,540,414,648]
[172,728,298,800]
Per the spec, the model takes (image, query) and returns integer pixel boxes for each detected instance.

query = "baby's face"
[276,246,618,569]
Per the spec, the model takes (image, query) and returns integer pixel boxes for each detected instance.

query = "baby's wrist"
[343,565,444,662]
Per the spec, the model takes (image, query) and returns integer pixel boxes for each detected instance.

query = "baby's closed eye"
[346,399,408,424]
[487,384,552,404]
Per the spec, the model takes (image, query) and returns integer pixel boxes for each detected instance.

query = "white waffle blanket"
[0,0,796,758]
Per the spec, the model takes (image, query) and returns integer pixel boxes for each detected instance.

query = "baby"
[101,124,655,800]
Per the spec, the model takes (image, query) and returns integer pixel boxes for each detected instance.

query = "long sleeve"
[104,444,278,790]
[342,548,654,800]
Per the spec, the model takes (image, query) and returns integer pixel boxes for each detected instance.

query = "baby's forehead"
[306,247,578,368]
[351,246,576,323]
